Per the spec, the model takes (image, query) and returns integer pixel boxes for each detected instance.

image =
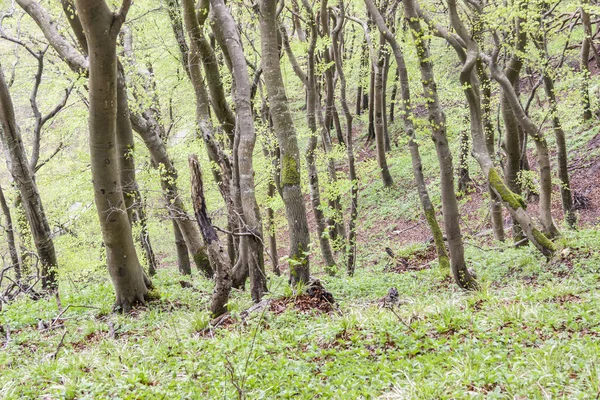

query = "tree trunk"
[444,0,556,258]
[403,0,477,290]
[173,221,191,275]
[381,43,391,152]
[0,183,21,281]
[301,0,337,275]
[189,155,232,317]
[211,0,268,302]
[457,127,473,193]
[259,0,311,285]
[332,1,359,276]
[477,60,505,241]
[581,0,593,122]
[75,0,149,311]
[0,63,57,291]
[373,34,394,187]
[365,0,450,275]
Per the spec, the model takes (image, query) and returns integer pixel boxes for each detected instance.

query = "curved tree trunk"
[0,64,57,291]
[444,0,556,258]
[581,0,593,122]
[211,0,268,302]
[75,0,149,311]
[259,0,311,285]
[403,0,477,290]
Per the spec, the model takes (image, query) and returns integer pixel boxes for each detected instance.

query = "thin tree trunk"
[373,33,394,187]
[382,43,391,152]
[75,0,149,311]
[0,64,57,291]
[332,1,359,276]
[259,0,311,285]
[477,60,505,241]
[581,0,593,121]
[0,183,21,280]
[458,127,473,193]
[189,155,232,317]
[301,0,337,274]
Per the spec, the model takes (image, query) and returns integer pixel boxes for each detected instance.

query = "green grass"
[2,228,600,399]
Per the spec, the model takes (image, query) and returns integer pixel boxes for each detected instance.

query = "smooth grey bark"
[75,0,149,311]
[173,220,191,275]
[0,63,57,291]
[189,155,232,317]
[211,0,267,302]
[259,0,311,285]
[0,182,21,280]
[19,0,211,277]
[403,0,477,290]
[364,0,450,274]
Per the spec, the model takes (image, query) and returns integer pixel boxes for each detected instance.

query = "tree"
[74,0,150,311]
[0,63,57,291]
[258,0,311,285]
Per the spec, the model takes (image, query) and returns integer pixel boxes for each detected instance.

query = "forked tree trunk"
[75,0,149,311]
[0,64,57,290]
[403,0,477,290]
[211,0,267,302]
[364,0,450,274]
[259,0,311,285]
[189,155,232,317]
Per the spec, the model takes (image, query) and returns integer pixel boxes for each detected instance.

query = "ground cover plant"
[1,0,600,397]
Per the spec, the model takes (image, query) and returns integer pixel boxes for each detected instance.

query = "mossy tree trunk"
[403,0,478,290]
[259,0,311,285]
[445,0,556,259]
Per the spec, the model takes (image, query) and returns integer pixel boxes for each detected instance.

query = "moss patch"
[532,227,557,255]
[424,208,449,270]
[281,154,301,186]
[488,168,526,210]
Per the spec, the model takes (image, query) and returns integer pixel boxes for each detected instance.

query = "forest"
[1,0,600,397]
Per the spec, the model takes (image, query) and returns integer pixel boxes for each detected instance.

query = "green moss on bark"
[488,168,526,209]
[193,250,213,278]
[532,227,556,253]
[424,208,449,271]
[281,154,301,186]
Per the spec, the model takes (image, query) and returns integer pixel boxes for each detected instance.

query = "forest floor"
[3,127,600,398]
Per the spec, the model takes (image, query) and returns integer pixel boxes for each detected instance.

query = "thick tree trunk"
[0,183,21,280]
[189,155,232,317]
[365,0,450,274]
[403,0,477,290]
[211,0,268,302]
[75,0,149,311]
[0,64,57,291]
[259,0,311,285]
